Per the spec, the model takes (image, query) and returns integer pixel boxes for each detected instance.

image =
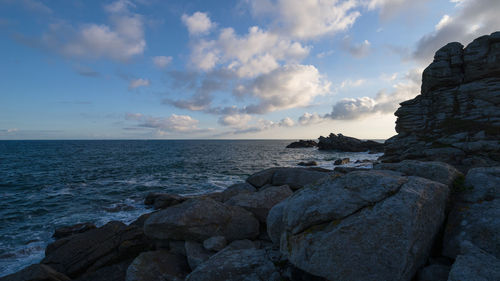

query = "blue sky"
[0,0,498,139]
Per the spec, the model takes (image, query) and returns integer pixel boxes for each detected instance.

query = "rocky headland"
[2,33,500,281]
[286,140,318,148]
[318,133,384,153]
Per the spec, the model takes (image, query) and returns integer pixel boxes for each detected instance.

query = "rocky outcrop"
[318,133,384,152]
[447,241,500,281]
[125,250,189,281]
[381,32,500,171]
[0,264,71,281]
[52,222,96,239]
[246,167,332,190]
[144,193,185,209]
[286,140,318,148]
[267,169,450,281]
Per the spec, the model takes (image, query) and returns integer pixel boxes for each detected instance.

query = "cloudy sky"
[0,0,498,139]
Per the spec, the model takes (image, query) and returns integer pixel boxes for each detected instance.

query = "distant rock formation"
[318,133,384,153]
[286,140,317,148]
[381,32,500,170]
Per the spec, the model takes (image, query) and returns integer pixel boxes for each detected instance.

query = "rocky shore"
[2,33,499,281]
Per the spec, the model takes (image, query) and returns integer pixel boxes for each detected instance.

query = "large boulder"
[374,160,462,186]
[268,170,449,281]
[442,166,500,259]
[185,248,281,281]
[381,32,500,171]
[75,259,132,281]
[42,221,149,278]
[53,222,96,239]
[0,264,71,281]
[144,193,185,210]
[447,241,500,281]
[286,140,317,148]
[218,182,256,202]
[226,185,293,222]
[144,198,259,242]
[185,241,214,271]
[317,133,384,152]
[125,250,189,281]
[246,167,331,189]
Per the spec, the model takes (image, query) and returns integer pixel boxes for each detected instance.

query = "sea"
[0,140,382,276]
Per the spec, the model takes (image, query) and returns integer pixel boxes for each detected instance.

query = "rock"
[415,264,450,281]
[447,241,500,281]
[53,222,96,239]
[144,198,260,242]
[374,160,462,186]
[271,168,331,190]
[333,158,349,165]
[144,193,184,210]
[286,140,318,148]
[380,32,500,171]
[185,241,214,271]
[129,212,154,228]
[0,264,71,281]
[125,250,189,281]
[203,236,227,252]
[226,185,293,222]
[318,133,384,152]
[333,167,368,173]
[224,239,258,251]
[219,182,256,202]
[185,248,281,281]
[269,170,449,281]
[297,161,317,166]
[266,200,287,245]
[168,240,187,256]
[42,221,149,278]
[442,166,500,259]
[246,167,331,190]
[75,259,132,281]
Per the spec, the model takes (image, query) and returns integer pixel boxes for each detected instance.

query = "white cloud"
[298,112,325,125]
[182,12,214,35]
[128,78,150,89]
[40,0,145,62]
[342,36,371,58]
[413,0,500,63]
[126,113,203,133]
[152,56,172,68]
[218,114,252,127]
[236,64,331,113]
[230,117,296,134]
[280,117,295,127]
[340,79,366,88]
[366,0,430,20]
[248,0,361,39]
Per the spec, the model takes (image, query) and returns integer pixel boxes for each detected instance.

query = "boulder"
[318,133,384,152]
[125,250,189,281]
[144,193,184,210]
[42,221,149,278]
[203,236,227,252]
[374,160,462,186]
[333,158,349,165]
[75,259,132,281]
[286,140,318,148]
[185,248,281,281]
[447,241,500,281]
[218,182,256,202]
[0,264,71,281]
[442,166,500,259]
[415,264,450,281]
[268,170,449,281]
[226,185,293,222]
[246,167,331,190]
[185,241,214,271]
[144,198,260,242]
[53,222,96,239]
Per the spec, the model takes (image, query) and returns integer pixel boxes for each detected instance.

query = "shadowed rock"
[125,250,189,281]
[0,264,71,281]
[318,133,384,152]
[286,140,318,148]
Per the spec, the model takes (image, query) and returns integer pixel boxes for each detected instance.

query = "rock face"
[268,170,449,281]
[381,32,500,170]
[318,133,384,152]
[0,264,71,281]
[42,221,148,278]
[125,250,189,281]
[286,140,318,148]
[53,222,96,239]
[447,241,500,281]
[144,198,260,242]
[246,167,331,190]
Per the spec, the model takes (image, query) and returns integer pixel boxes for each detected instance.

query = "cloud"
[326,68,421,119]
[366,0,430,21]
[248,0,361,40]
[125,113,206,133]
[236,64,331,114]
[342,36,371,58]
[152,56,172,68]
[129,78,150,89]
[39,0,145,62]
[182,12,214,35]
[6,0,53,14]
[340,78,366,88]
[218,113,252,127]
[74,65,100,77]
[413,0,500,63]
[190,25,310,77]
[298,112,325,125]
[230,117,296,134]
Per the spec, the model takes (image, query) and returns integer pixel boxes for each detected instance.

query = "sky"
[0,0,498,140]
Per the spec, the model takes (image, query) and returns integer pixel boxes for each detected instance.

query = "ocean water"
[0,140,382,276]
